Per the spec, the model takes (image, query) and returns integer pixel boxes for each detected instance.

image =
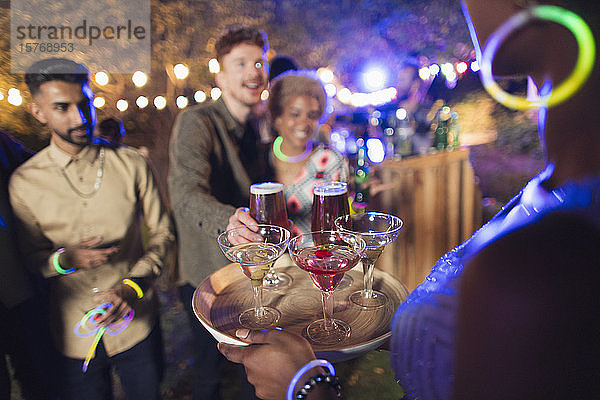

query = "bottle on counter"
[432,106,452,150]
[353,137,370,211]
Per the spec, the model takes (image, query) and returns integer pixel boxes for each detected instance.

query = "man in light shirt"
[10,58,174,400]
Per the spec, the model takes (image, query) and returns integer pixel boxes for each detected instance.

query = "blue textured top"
[390,163,600,399]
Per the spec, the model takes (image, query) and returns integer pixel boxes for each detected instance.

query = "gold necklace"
[61,148,105,198]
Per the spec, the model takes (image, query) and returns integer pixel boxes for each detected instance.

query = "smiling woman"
[266,71,349,235]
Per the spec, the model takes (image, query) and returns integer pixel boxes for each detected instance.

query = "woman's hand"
[218,328,319,400]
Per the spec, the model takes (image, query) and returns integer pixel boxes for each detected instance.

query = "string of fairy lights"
[0,57,477,111]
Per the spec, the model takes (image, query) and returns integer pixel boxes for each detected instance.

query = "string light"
[116,99,128,112]
[93,97,105,108]
[211,87,222,100]
[194,90,207,103]
[208,58,220,74]
[173,63,189,79]
[132,71,148,87]
[136,96,149,109]
[154,96,167,110]
[94,72,109,86]
[176,96,188,109]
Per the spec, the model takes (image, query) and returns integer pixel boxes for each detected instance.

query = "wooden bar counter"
[371,148,482,291]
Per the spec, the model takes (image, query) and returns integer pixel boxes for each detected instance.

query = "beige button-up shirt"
[9,143,175,358]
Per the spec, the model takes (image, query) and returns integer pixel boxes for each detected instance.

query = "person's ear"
[30,101,48,124]
[274,116,283,133]
[215,71,224,91]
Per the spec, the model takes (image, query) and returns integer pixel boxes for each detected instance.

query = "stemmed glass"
[335,212,403,308]
[289,230,365,345]
[249,182,293,289]
[217,224,290,329]
[311,181,353,290]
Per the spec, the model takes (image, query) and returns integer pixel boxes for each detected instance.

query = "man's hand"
[93,282,138,326]
[61,236,119,270]
[226,208,262,244]
[218,329,320,400]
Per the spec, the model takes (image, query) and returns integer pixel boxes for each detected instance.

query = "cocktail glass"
[249,182,292,290]
[217,224,290,329]
[335,212,403,308]
[288,230,365,345]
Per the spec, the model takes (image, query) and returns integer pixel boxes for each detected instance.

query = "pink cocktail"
[289,231,365,345]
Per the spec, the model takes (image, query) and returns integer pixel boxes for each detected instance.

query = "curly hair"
[215,26,268,63]
[268,70,328,122]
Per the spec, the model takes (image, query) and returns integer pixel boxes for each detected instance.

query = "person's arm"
[168,108,237,238]
[218,329,339,400]
[9,172,118,277]
[455,212,600,400]
[97,152,175,325]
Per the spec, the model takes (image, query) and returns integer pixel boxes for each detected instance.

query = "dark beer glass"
[311,181,350,231]
[249,182,292,289]
[249,182,289,230]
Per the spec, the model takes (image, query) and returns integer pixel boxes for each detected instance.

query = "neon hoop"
[479,5,596,110]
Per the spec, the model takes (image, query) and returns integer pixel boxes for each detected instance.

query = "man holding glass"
[168,26,272,399]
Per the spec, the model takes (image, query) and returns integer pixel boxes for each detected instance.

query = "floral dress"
[280,144,349,236]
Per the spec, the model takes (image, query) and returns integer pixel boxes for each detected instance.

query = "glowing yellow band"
[122,278,143,299]
[480,5,596,110]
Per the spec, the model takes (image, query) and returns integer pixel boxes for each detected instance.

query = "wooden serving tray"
[193,254,409,362]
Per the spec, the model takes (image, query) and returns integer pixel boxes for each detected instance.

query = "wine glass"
[288,230,365,345]
[311,181,354,290]
[249,182,292,290]
[335,212,403,308]
[217,224,290,329]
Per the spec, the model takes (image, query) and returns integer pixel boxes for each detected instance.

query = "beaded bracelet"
[53,248,75,275]
[122,278,144,299]
[287,359,341,400]
[295,373,342,399]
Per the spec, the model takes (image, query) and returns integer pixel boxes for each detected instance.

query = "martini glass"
[335,212,403,308]
[217,224,290,329]
[249,182,292,290]
[289,230,365,345]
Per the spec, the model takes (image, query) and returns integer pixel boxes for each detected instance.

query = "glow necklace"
[272,136,313,163]
[474,4,596,110]
[61,147,105,198]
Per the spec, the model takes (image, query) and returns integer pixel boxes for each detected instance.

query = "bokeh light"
[136,96,149,108]
[94,72,109,86]
[132,71,148,87]
[116,99,128,112]
[154,96,167,110]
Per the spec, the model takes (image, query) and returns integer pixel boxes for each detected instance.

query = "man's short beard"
[54,126,91,147]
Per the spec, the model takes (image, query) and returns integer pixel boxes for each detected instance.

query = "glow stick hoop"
[478,5,595,110]
[74,302,135,372]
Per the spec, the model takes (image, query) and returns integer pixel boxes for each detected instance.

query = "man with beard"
[168,26,272,399]
[10,58,174,400]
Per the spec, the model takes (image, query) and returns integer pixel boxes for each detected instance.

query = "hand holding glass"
[335,212,403,308]
[249,182,292,289]
[217,224,290,329]
[288,230,365,345]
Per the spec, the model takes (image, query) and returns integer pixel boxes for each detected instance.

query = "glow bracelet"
[122,278,144,299]
[287,359,336,400]
[52,248,75,275]
[479,5,596,110]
